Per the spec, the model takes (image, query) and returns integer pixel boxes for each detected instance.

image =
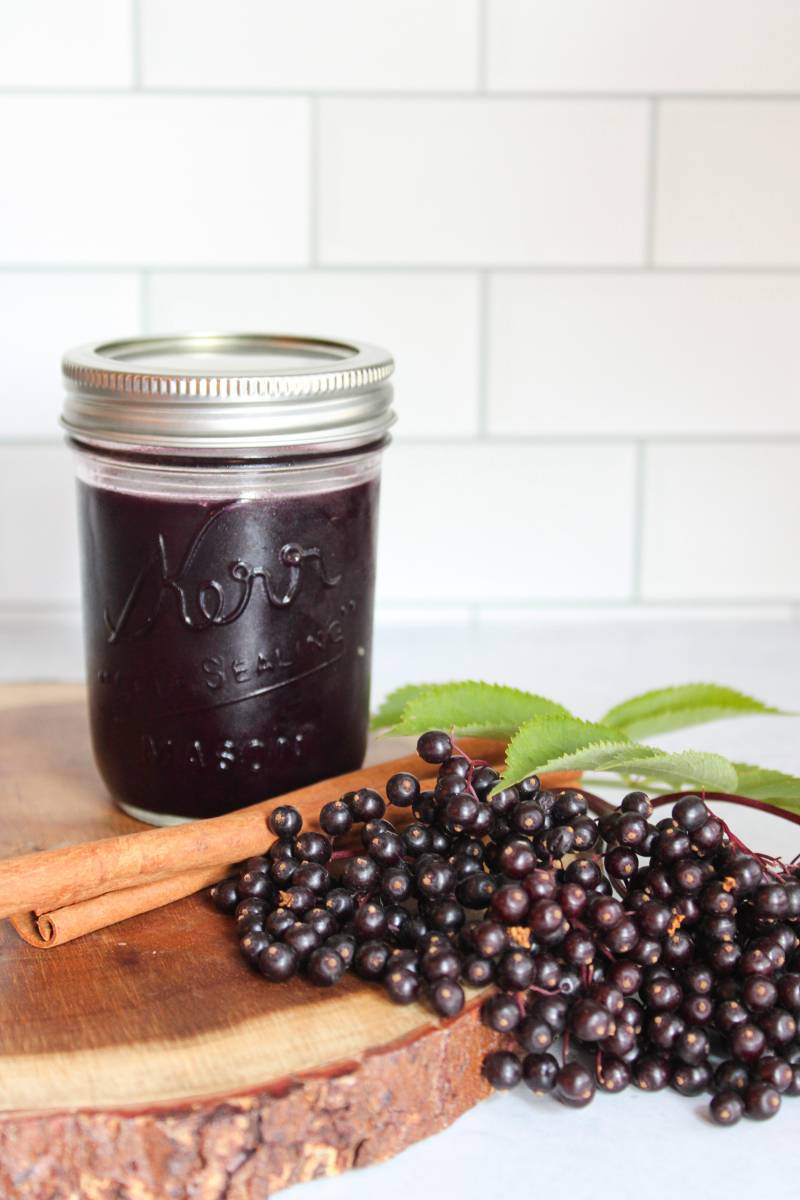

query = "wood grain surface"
[0,685,496,1199]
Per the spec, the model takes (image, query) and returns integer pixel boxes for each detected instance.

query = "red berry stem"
[451,738,488,807]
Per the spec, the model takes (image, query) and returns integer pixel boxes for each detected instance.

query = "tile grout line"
[644,98,659,267]
[6,264,800,276]
[630,440,647,601]
[3,87,800,101]
[308,96,320,266]
[130,0,142,90]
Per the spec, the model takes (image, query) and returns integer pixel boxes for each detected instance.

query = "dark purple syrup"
[77,475,379,819]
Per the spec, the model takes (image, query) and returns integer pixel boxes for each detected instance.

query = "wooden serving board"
[0,685,495,1200]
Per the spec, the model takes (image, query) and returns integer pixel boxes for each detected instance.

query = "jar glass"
[61,334,394,824]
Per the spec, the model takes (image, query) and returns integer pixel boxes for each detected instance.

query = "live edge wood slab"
[0,684,497,1200]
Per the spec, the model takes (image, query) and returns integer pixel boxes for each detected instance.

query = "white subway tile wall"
[486,1,800,93]
[318,99,649,264]
[0,96,309,265]
[642,444,800,600]
[378,444,637,604]
[488,274,800,435]
[0,1,133,89]
[0,2,797,623]
[655,102,800,265]
[141,0,480,92]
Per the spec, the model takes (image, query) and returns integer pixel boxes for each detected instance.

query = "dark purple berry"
[306,946,346,986]
[744,1082,781,1120]
[342,855,380,893]
[555,1062,595,1108]
[483,1050,522,1090]
[730,1021,767,1063]
[516,1017,555,1053]
[355,940,391,980]
[621,791,652,818]
[709,1091,744,1126]
[265,908,296,938]
[386,771,420,808]
[522,1052,559,1093]
[714,1060,749,1093]
[385,966,419,1004]
[481,992,520,1033]
[634,1056,670,1091]
[491,884,531,925]
[349,788,386,823]
[293,831,331,864]
[326,932,356,968]
[596,1055,631,1093]
[210,878,239,913]
[279,885,315,916]
[672,795,709,833]
[283,922,322,961]
[258,941,298,982]
[463,955,495,986]
[319,799,353,837]
[417,730,453,764]
[268,805,302,838]
[430,979,464,1017]
[239,930,271,963]
[305,907,337,940]
[671,1062,711,1096]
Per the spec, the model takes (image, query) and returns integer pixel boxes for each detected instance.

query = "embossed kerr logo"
[103,502,341,644]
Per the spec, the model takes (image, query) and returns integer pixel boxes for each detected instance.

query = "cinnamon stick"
[10,863,228,948]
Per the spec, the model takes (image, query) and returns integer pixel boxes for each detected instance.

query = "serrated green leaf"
[732,762,800,812]
[499,716,738,794]
[604,748,738,792]
[601,683,786,739]
[499,715,634,789]
[391,681,570,739]
[371,683,435,731]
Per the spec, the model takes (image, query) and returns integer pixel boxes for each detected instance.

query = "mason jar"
[61,333,394,824]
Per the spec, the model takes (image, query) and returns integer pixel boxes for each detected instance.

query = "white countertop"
[4,616,800,1197]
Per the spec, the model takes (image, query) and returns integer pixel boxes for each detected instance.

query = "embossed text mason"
[61,334,394,823]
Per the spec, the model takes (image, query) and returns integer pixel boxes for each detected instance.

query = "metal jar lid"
[61,332,395,457]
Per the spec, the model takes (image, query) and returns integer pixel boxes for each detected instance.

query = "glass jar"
[61,334,394,824]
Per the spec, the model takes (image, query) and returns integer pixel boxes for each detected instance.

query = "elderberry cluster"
[211,729,800,1126]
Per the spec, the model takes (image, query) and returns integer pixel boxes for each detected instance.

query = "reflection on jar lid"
[62,332,395,457]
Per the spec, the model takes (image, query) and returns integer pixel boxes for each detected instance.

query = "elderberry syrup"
[62,334,394,823]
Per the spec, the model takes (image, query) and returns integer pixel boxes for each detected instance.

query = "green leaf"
[604,748,738,792]
[390,681,570,739]
[371,683,435,731]
[600,682,787,739]
[499,716,738,794]
[499,716,634,788]
[732,762,800,812]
